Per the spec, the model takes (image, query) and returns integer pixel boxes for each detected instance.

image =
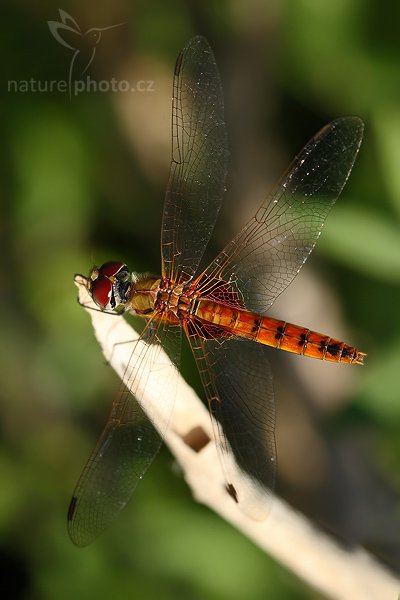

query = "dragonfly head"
[87,261,132,314]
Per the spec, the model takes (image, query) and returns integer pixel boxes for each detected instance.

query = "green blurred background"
[1,0,400,598]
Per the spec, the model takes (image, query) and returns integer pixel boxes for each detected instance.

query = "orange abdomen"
[194,300,366,365]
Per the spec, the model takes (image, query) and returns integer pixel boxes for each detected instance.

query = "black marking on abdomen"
[341,346,352,359]
[298,331,309,347]
[326,342,341,357]
[275,325,285,341]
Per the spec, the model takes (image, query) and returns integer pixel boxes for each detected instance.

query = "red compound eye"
[91,277,112,309]
[98,261,127,278]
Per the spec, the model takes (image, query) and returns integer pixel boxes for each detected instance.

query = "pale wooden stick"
[75,275,399,600]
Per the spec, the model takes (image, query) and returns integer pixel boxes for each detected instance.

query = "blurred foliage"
[1,0,400,599]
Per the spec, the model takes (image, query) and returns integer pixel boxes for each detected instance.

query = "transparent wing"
[161,35,229,284]
[187,327,276,520]
[199,117,364,314]
[68,318,181,547]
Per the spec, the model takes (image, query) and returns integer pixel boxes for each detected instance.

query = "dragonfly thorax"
[130,275,162,316]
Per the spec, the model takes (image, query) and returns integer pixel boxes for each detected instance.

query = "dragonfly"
[68,36,365,546]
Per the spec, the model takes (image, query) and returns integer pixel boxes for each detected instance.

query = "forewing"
[187,329,276,520]
[200,117,364,313]
[161,35,229,283]
[68,318,181,547]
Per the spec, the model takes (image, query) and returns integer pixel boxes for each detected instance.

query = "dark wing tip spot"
[67,496,78,522]
[226,483,239,504]
[174,51,184,76]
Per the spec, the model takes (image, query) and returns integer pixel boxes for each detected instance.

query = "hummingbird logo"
[48,9,123,97]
